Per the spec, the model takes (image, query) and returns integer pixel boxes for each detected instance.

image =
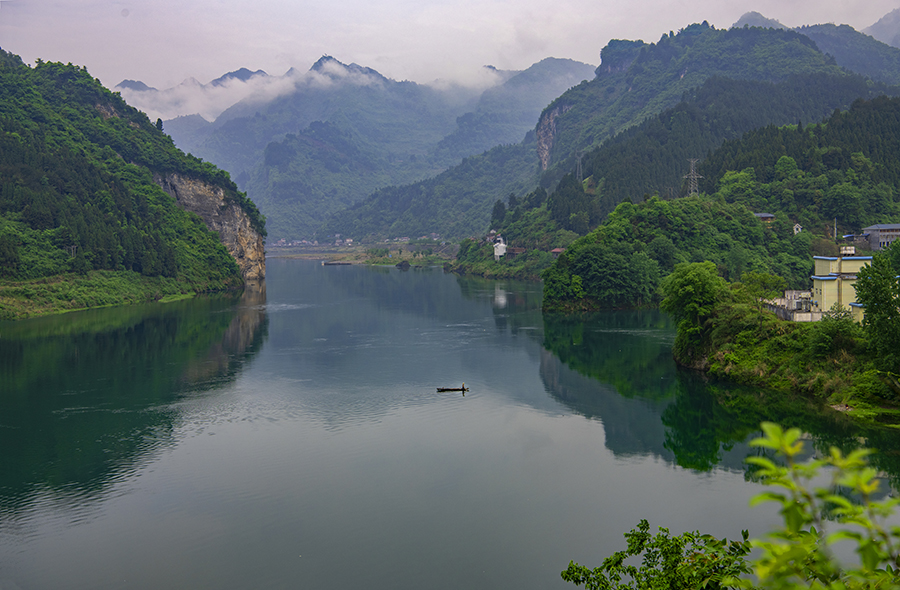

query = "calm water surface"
[2,259,897,589]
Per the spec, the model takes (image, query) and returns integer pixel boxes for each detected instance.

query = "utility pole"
[684,159,703,195]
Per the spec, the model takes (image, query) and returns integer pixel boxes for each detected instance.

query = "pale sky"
[0,0,897,91]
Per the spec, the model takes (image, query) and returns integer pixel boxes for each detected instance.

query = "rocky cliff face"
[536,103,572,170]
[153,173,266,280]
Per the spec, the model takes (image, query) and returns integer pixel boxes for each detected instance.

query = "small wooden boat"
[437,383,468,393]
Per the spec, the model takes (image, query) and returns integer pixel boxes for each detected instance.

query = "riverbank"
[267,242,458,267]
[0,271,235,320]
[672,297,900,429]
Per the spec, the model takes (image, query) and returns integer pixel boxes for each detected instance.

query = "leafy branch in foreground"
[562,423,900,589]
[561,520,751,590]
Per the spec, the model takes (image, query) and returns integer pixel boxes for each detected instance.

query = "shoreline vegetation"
[0,271,217,320]
[268,241,459,268]
[2,242,459,321]
[0,51,262,321]
[659,258,900,429]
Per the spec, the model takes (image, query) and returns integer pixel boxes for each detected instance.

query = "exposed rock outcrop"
[595,39,646,77]
[536,103,572,170]
[153,172,266,280]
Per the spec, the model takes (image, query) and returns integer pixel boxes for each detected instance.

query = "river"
[1,259,897,589]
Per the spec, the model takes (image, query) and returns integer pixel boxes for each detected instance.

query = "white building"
[493,237,507,261]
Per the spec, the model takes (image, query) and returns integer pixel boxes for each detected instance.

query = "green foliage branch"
[562,422,900,590]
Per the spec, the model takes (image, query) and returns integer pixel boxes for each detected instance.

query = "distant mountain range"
[864,8,900,48]
[118,8,900,242]
[318,19,900,241]
[120,55,595,238]
[319,14,900,241]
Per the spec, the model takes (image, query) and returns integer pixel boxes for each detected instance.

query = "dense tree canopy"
[540,95,900,312]
[854,242,900,374]
[0,49,263,292]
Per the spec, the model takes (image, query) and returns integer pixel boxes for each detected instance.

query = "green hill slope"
[0,49,264,318]
[322,24,875,241]
[572,72,897,223]
[797,24,900,86]
[541,95,900,311]
[539,23,845,176]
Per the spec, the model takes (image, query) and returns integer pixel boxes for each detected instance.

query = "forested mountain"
[538,24,848,177]
[322,23,888,241]
[0,49,264,317]
[568,73,897,225]
[699,94,900,230]
[432,58,598,161]
[724,12,900,87]
[243,58,594,238]
[864,8,900,49]
[338,72,896,248]
[540,95,900,311]
[797,24,900,86]
[452,73,897,281]
[164,56,482,190]
[732,12,786,30]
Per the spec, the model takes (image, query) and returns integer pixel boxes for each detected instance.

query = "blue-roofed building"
[811,246,872,313]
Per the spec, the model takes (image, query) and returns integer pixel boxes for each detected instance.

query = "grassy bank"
[269,242,457,267]
[449,238,555,280]
[701,301,900,426]
[0,271,207,320]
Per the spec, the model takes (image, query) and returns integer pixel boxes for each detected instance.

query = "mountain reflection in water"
[3,261,900,590]
[0,283,267,516]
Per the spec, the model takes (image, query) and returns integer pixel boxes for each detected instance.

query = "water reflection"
[6,263,900,521]
[5,261,900,590]
[0,285,268,516]
[245,263,556,429]
[536,308,900,486]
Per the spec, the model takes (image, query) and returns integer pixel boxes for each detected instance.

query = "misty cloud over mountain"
[117,58,514,122]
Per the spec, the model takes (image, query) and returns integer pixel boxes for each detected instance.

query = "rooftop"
[862,224,900,231]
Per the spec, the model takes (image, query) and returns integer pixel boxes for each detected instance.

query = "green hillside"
[322,23,865,241]
[541,95,900,311]
[0,49,263,319]
[699,94,900,230]
[574,72,895,224]
[539,24,845,174]
[317,141,540,241]
[797,24,900,86]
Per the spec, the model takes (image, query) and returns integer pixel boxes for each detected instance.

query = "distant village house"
[493,236,507,261]
[861,224,900,251]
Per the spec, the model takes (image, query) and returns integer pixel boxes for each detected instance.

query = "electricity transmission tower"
[684,159,702,195]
